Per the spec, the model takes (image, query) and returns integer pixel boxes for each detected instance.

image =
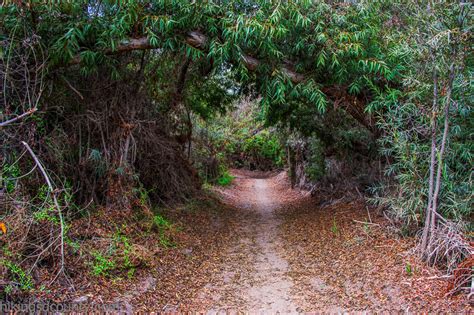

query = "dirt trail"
[51,170,470,312]
[246,179,298,313]
[192,170,471,313]
[197,171,303,313]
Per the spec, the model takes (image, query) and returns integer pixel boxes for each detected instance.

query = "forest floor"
[38,170,471,312]
[182,169,470,313]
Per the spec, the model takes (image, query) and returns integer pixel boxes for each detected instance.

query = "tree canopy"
[0,0,472,302]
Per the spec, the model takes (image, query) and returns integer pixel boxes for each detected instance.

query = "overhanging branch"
[68,30,374,131]
[68,31,304,83]
[69,37,153,65]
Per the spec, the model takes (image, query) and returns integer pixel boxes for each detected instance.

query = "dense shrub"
[365,2,472,235]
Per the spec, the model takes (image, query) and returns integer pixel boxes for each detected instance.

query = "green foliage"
[113,230,135,276]
[368,1,472,228]
[1,1,393,205]
[32,186,59,223]
[2,162,20,193]
[185,72,238,120]
[1,260,34,291]
[2,0,396,124]
[152,214,172,231]
[89,228,138,278]
[362,221,371,236]
[90,251,117,277]
[241,130,285,169]
[152,214,175,248]
[305,137,326,181]
[197,99,286,172]
[331,218,339,237]
[216,169,234,187]
[405,262,413,276]
[32,184,75,226]
[2,1,472,283]
[131,183,154,211]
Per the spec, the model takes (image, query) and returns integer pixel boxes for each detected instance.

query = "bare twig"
[353,219,380,226]
[61,76,84,100]
[414,275,453,281]
[21,141,66,282]
[0,107,37,128]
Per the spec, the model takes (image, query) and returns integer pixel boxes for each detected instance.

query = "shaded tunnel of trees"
[0,0,472,301]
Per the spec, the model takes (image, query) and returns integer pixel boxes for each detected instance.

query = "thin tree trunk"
[186,108,192,160]
[421,61,439,253]
[428,63,455,253]
[425,3,466,257]
[288,146,296,189]
[121,132,132,167]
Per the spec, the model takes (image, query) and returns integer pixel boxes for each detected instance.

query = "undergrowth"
[216,170,234,186]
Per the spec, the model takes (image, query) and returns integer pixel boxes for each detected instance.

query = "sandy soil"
[196,171,303,313]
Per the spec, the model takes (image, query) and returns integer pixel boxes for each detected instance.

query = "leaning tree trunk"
[426,63,455,260]
[421,61,438,254]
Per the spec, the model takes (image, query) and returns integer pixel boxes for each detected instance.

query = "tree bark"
[172,56,192,109]
[288,146,296,188]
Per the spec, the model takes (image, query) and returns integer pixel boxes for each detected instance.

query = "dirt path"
[53,170,470,312]
[192,170,471,313]
[246,179,298,313]
[196,171,303,313]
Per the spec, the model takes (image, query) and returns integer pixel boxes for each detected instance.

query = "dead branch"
[353,219,380,226]
[61,76,84,100]
[0,107,37,128]
[21,141,66,282]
